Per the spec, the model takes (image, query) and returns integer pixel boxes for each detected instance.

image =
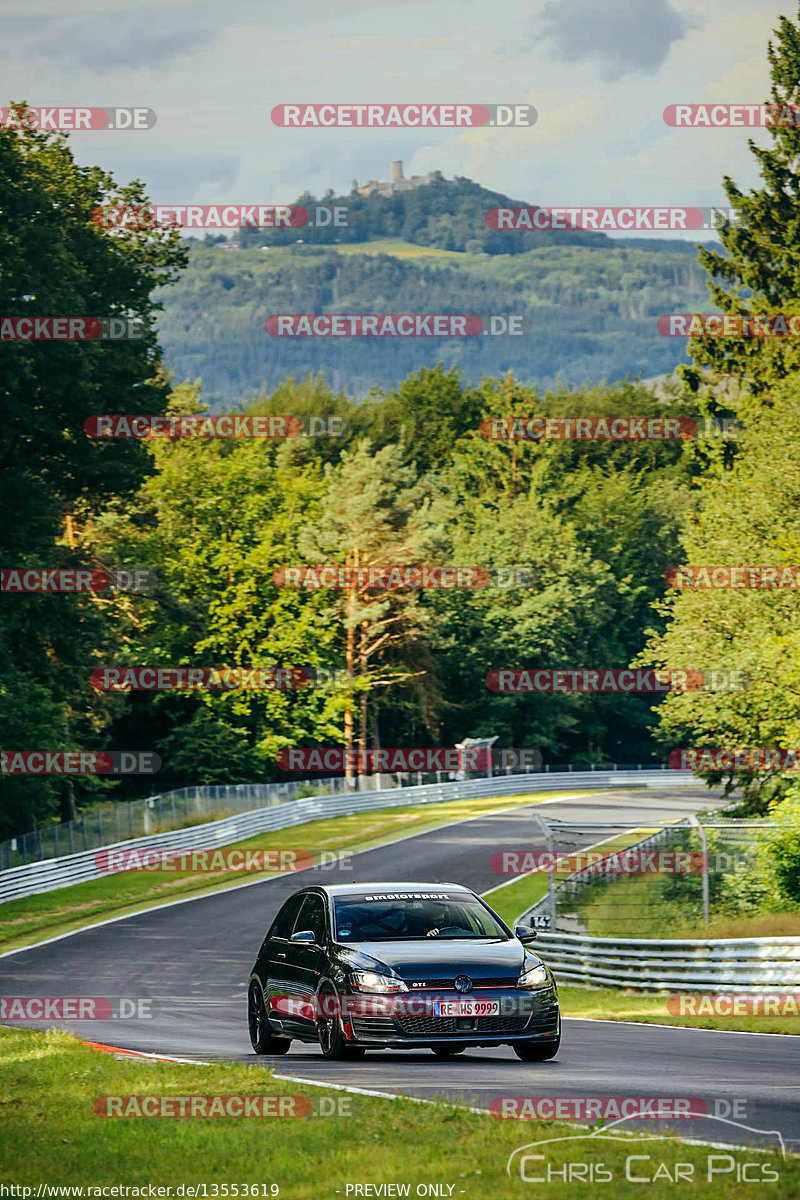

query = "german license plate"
[433,999,500,1017]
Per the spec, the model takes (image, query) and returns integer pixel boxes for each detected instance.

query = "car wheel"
[431,1044,467,1058]
[248,982,292,1055]
[316,984,364,1060]
[513,1021,561,1061]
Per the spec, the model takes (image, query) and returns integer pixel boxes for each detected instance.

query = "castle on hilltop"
[352,161,444,197]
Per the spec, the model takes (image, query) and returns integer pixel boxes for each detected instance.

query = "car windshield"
[331,893,508,942]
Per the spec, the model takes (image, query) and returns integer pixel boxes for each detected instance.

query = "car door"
[262,891,307,1034]
[281,890,329,1036]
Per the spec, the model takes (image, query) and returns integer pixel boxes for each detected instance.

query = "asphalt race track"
[2,787,799,1153]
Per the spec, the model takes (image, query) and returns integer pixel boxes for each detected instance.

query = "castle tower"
[391,160,404,183]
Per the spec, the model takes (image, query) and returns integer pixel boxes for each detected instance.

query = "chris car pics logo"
[506,1114,785,1183]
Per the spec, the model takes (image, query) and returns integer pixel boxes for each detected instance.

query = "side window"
[269,893,305,940]
[294,892,327,943]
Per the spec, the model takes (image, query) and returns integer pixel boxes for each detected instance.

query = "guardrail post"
[688,815,710,929]
[531,813,556,930]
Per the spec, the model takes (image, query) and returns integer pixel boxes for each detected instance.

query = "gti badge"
[454,975,473,993]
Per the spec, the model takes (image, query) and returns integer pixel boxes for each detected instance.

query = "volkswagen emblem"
[454,975,473,993]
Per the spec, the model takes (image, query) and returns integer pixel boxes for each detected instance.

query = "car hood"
[341,938,538,981]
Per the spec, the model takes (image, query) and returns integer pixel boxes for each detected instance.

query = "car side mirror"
[290,929,316,944]
[514,925,537,943]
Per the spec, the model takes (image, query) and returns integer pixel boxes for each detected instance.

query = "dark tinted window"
[270,893,305,940]
[295,892,327,942]
[332,896,507,941]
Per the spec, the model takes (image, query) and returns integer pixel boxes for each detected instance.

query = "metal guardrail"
[0,768,697,904]
[531,931,800,991]
[0,761,679,870]
[0,777,351,870]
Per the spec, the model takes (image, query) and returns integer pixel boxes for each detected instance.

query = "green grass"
[570,871,800,939]
[0,791,585,955]
[559,985,800,1036]
[1,1027,795,1196]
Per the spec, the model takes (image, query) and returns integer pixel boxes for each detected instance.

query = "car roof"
[312,882,473,897]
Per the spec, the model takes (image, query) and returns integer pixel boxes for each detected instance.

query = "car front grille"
[351,996,559,1041]
[397,1013,533,1035]
[406,977,519,990]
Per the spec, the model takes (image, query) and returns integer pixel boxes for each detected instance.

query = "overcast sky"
[2,0,792,239]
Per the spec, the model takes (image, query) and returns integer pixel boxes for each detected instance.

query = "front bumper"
[345,986,559,1047]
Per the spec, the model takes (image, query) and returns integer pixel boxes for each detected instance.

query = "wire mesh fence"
[517,818,789,937]
[0,761,677,871]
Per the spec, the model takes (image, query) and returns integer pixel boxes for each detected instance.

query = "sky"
[2,0,793,239]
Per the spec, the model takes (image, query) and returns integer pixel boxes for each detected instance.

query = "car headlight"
[517,963,549,989]
[350,971,408,993]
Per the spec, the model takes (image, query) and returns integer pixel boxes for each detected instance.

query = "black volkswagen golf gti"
[248,882,560,1060]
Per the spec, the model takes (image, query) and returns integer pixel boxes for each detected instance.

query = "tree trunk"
[359,620,368,765]
[61,783,78,824]
[344,595,356,788]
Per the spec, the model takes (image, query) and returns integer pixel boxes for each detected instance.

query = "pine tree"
[682,6,800,404]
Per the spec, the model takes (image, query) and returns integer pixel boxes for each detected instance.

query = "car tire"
[316,984,364,1060]
[431,1044,467,1058]
[512,1020,561,1061]
[248,982,292,1055]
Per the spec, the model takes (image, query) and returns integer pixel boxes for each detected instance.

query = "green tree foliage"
[640,377,800,810]
[157,240,712,405]
[238,175,610,254]
[0,114,185,836]
[682,6,800,405]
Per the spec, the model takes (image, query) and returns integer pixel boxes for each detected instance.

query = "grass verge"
[559,985,800,1036]
[570,872,800,939]
[1,791,586,956]
[0,1027,795,1197]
